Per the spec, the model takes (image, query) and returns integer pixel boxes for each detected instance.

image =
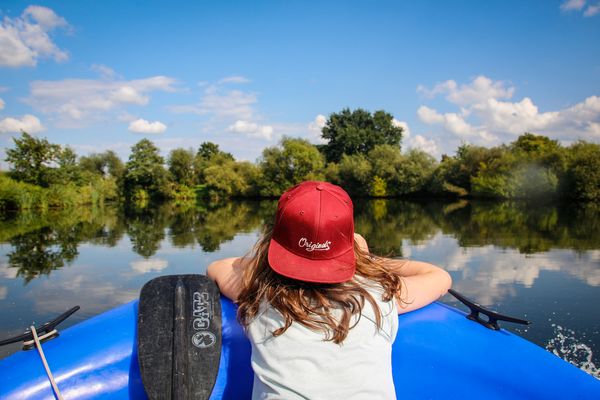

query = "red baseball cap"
[268,181,356,283]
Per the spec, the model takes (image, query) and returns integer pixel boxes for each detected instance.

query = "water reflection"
[0,199,599,374]
[2,207,124,283]
[1,200,600,284]
[354,199,439,256]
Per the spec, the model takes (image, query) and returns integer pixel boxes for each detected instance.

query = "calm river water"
[0,199,598,378]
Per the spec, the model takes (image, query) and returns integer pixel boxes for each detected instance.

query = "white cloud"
[561,0,586,11]
[471,97,559,135]
[128,118,167,134]
[306,114,328,144]
[130,258,168,274]
[0,5,70,67]
[314,114,327,129]
[118,112,137,122]
[218,76,251,84]
[418,106,493,142]
[91,64,118,80]
[418,76,514,106]
[0,114,45,133]
[23,5,69,30]
[396,119,439,156]
[111,86,149,105]
[26,74,177,126]
[170,83,257,120]
[227,120,274,140]
[417,76,600,146]
[416,106,444,124]
[170,78,334,147]
[584,3,600,16]
[409,134,439,155]
[0,98,4,110]
[560,0,600,16]
[168,76,284,143]
[392,118,410,134]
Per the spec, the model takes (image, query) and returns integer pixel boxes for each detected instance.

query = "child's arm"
[355,232,452,314]
[206,257,247,301]
[388,259,452,314]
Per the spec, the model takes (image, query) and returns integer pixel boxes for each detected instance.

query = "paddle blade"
[138,274,222,400]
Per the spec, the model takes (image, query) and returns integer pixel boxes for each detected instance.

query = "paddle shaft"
[173,278,187,400]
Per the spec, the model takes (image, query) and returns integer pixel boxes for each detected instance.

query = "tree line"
[2,108,600,212]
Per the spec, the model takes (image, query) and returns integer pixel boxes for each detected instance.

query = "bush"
[259,138,325,196]
[564,142,600,201]
[0,175,47,211]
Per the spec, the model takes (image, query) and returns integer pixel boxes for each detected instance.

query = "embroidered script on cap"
[268,181,355,283]
[298,238,332,252]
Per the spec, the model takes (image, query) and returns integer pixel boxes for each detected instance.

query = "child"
[208,181,451,399]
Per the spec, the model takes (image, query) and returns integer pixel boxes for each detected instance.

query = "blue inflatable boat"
[0,296,599,399]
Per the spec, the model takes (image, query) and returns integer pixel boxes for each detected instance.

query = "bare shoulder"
[353,232,369,252]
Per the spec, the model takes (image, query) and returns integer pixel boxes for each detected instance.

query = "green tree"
[204,162,249,199]
[104,150,125,180]
[366,145,436,196]
[336,153,372,196]
[123,139,168,200]
[234,161,261,197]
[79,150,124,179]
[511,133,561,157]
[168,148,195,186]
[432,144,508,197]
[259,137,325,196]
[5,132,61,187]
[565,141,600,201]
[197,142,232,160]
[368,144,403,184]
[79,153,105,176]
[54,146,82,184]
[194,142,234,184]
[321,108,403,163]
[470,147,517,198]
[396,149,437,195]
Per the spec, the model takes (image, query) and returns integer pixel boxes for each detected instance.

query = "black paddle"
[138,274,222,400]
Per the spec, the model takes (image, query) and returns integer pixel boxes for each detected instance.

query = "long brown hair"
[237,225,405,344]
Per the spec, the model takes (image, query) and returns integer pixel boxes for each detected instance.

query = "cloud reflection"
[129,258,168,274]
[405,232,600,305]
[28,274,138,316]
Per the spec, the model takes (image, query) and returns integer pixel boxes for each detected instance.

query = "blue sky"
[0,0,599,166]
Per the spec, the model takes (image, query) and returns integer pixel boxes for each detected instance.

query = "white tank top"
[246,280,398,399]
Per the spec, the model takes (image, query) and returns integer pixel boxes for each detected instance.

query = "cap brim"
[268,238,356,284]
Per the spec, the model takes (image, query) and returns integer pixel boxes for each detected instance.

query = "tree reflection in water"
[2,207,125,283]
[1,199,600,282]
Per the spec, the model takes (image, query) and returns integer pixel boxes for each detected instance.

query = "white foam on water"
[546,324,599,379]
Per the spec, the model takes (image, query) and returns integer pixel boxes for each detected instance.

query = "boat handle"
[448,289,530,330]
[0,306,80,349]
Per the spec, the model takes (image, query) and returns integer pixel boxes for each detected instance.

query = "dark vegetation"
[2,108,600,212]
